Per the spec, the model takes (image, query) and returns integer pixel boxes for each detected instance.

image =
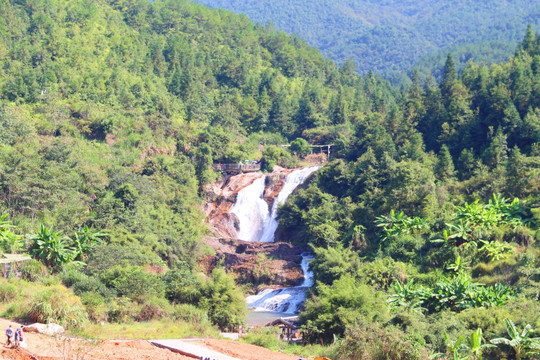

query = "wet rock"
[204,237,306,287]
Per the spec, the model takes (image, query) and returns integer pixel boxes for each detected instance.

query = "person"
[237,161,242,169]
[5,325,12,347]
[13,326,19,348]
[15,327,22,348]
[217,162,222,170]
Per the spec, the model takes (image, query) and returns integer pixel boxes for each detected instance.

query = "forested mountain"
[0,0,395,333]
[0,0,538,358]
[193,0,540,82]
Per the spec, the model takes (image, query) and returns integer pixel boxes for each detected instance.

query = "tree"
[199,267,246,329]
[440,54,457,103]
[289,137,311,156]
[435,145,455,180]
[300,275,389,344]
[71,226,106,262]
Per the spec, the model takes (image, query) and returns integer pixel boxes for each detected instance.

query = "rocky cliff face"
[202,237,305,289]
[204,167,293,239]
[202,167,306,288]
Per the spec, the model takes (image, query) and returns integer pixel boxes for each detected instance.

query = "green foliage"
[0,213,24,253]
[19,259,49,282]
[301,275,389,344]
[162,268,203,304]
[490,319,540,360]
[198,267,246,329]
[388,272,514,315]
[28,225,77,270]
[289,137,311,156]
[335,322,428,360]
[99,265,164,303]
[309,244,361,286]
[193,0,540,81]
[261,145,292,171]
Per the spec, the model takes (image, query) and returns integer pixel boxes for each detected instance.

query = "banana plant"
[28,224,76,270]
[466,328,496,360]
[387,280,429,310]
[0,213,24,253]
[478,240,514,262]
[71,225,106,261]
[432,333,468,360]
[490,319,540,360]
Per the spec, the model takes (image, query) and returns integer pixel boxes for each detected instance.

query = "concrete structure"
[150,339,241,360]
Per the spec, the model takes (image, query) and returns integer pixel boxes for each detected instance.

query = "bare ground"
[0,319,305,360]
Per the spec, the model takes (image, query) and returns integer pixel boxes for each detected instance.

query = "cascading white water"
[229,166,320,313]
[230,166,319,243]
[229,176,269,242]
[246,253,314,314]
[259,166,320,243]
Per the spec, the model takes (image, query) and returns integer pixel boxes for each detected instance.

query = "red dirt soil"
[0,319,306,360]
[201,339,303,360]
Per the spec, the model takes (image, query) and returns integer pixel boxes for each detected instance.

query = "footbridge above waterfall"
[212,162,261,174]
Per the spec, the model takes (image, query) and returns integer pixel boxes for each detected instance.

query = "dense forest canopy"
[0,0,538,358]
[193,0,540,82]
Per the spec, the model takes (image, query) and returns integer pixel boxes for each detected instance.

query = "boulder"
[24,323,64,336]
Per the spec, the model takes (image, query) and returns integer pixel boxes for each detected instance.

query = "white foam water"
[259,166,320,243]
[246,253,314,314]
[229,176,268,242]
[229,166,319,313]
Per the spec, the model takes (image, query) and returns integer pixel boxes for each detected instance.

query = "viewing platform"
[212,162,261,174]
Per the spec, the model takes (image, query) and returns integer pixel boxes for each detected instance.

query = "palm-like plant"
[71,225,106,261]
[466,328,496,360]
[490,319,540,360]
[28,224,75,269]
[0,213,24,253]
[387,280,429,310]
[433,329,495,360]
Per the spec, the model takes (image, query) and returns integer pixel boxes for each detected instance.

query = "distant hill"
[192,0,540,81]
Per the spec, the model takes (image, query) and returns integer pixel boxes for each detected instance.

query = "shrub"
[61,269,116,299]
[135,297,172,321]
[240,327,280,351]
[335,323,428,360]
[79,291,108,323]
[172,304,212,333]
[100,265,164,303]
[20,259,49,282]
[301,275,389,344]
[106,297,138,323]
[198,268,246,330]
[27,285,88,328]
[289,137,311,156]
[162,269,202,304]
[384,234,425,263]
[0,281,19,302]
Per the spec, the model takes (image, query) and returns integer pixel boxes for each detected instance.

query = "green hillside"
[193,0,540,81]
[0,0,538,358]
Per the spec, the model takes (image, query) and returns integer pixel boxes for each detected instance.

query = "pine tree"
[520,24,536,55]
[435,144,455,180]
[440,54,457,103]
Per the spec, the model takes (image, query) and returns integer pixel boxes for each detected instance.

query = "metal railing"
[212,163,261,172]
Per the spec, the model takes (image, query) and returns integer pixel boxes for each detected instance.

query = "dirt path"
[201,339,305,360]
[0,319,306,360]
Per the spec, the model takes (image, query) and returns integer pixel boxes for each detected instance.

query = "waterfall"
[246,253,314,313]
[259,166,320,243]
[229,176,269,242]
[229,166,320,313]
[231,166,319,243]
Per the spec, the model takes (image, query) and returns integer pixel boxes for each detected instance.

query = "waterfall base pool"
[246,310,296,326]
